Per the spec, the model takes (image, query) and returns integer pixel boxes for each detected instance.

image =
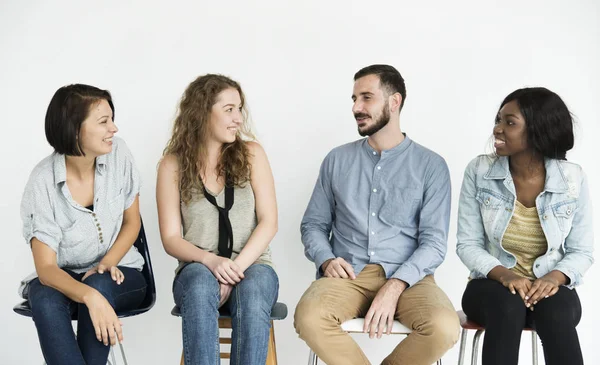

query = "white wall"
[1,1,598,364]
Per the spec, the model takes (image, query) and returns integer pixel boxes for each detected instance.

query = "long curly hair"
[163,74,255,204]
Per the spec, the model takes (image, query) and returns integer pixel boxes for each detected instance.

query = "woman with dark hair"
[456,87,593,365]
[20,84,147,365]
[157,74,279,365]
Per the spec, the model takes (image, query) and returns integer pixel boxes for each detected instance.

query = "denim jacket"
[456,155,594,288]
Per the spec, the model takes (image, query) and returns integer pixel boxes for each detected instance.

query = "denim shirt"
[456,154,594,288]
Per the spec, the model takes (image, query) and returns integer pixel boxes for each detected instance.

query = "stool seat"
[457,310,535,331]
[340,318,412,334]
[171,302,288,320]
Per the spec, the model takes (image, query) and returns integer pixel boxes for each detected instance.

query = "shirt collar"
[52,153,107,186]
[362,133,412,158]
[484,155,569,193]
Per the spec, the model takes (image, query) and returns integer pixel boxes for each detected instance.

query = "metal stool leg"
[308,349,318,365]
[109,346,117,365]
[457,328,468,365]
[471,330,484,365]
[532,331,538,365]
[118,342,128,365]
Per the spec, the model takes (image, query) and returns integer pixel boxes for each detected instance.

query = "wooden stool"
[172,302,287,364]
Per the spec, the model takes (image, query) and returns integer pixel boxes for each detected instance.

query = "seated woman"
[157,74,279,365]
[20,84,147,365]
[456,87,593,365]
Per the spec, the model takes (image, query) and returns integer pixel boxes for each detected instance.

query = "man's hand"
[363,278,407,338]
[321,257,356,279]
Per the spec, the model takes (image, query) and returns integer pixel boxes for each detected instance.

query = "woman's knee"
[233,265,279,305]
[174,263,219,305]
[28,279,71,318]
[82,272,117,296]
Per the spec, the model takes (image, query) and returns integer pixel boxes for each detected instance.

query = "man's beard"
[356,102,390,137]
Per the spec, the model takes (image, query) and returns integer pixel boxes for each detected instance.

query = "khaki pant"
[294,265,460,365]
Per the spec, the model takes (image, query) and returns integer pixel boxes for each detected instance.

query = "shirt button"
[550,248,554,252]
[372,188,377,193]
[542,214,548,220]
[377,166,381,170]
[101,239,104,243]
[535,264,540,268]
[372,151,376,155]
[92,213,96,217]
[370,251,375,256]
[371,231,375,235]
[566,209,572,215]
[371,212,376,216]
[98,227,101,231]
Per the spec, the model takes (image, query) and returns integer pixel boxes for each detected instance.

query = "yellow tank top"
[502,200,548,280]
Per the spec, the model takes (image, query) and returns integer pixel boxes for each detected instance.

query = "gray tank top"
[176,183,273,273]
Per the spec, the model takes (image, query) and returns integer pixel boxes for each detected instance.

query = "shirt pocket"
[380,186,420,227]
[108,191,125,222]
[551,200,577,234]
[57,218,86,248]
[475,189,505,224]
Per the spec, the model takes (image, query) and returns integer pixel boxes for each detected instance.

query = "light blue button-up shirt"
[301,136,451,287]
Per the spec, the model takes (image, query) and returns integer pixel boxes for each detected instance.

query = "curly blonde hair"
[163,74,255,204]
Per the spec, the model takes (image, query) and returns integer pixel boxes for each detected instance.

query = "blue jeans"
[173,262,279,365]
[28,267,147,365]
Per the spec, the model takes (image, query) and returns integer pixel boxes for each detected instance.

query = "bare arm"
[32,238,96,303]
[99,195,141,267]
[233,142,278,272]
[156,154,214,264]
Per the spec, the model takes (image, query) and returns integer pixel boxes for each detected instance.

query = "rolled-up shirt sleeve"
[116,138,142,210]
[21,175,62,252]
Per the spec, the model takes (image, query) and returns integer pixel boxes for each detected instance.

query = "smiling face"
[78,99,118,157]
[207,88,243,144]
[493,100,529,157]
[352,74,391,137]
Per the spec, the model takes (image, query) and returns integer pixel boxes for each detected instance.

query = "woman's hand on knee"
[82,264,125,285]
[204,254,245,285]
[83,290,123,346]
[219,283,233,308]
[500,273,533,304]
[526,275,561,307]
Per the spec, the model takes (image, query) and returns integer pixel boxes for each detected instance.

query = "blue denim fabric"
[28,267,147,365]
[456,155,594,287]
[173,262,279,365]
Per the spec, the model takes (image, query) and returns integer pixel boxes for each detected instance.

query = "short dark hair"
[499,87,574,160]
[354,64,407,109]
[45,84,114,156]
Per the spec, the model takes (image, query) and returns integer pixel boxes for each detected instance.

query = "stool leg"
[308,349,318,365]
[180,350,184,365]
[471,330,484,365]
[531,331,538,365]
[118,342,128,365]
[109,346,117,365]
[457,328,468,365]
[266,321,278,365]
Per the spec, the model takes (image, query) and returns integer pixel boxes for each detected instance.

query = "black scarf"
[202,177,235,258]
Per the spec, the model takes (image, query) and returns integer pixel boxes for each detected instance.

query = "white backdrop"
[1,1,598,364]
